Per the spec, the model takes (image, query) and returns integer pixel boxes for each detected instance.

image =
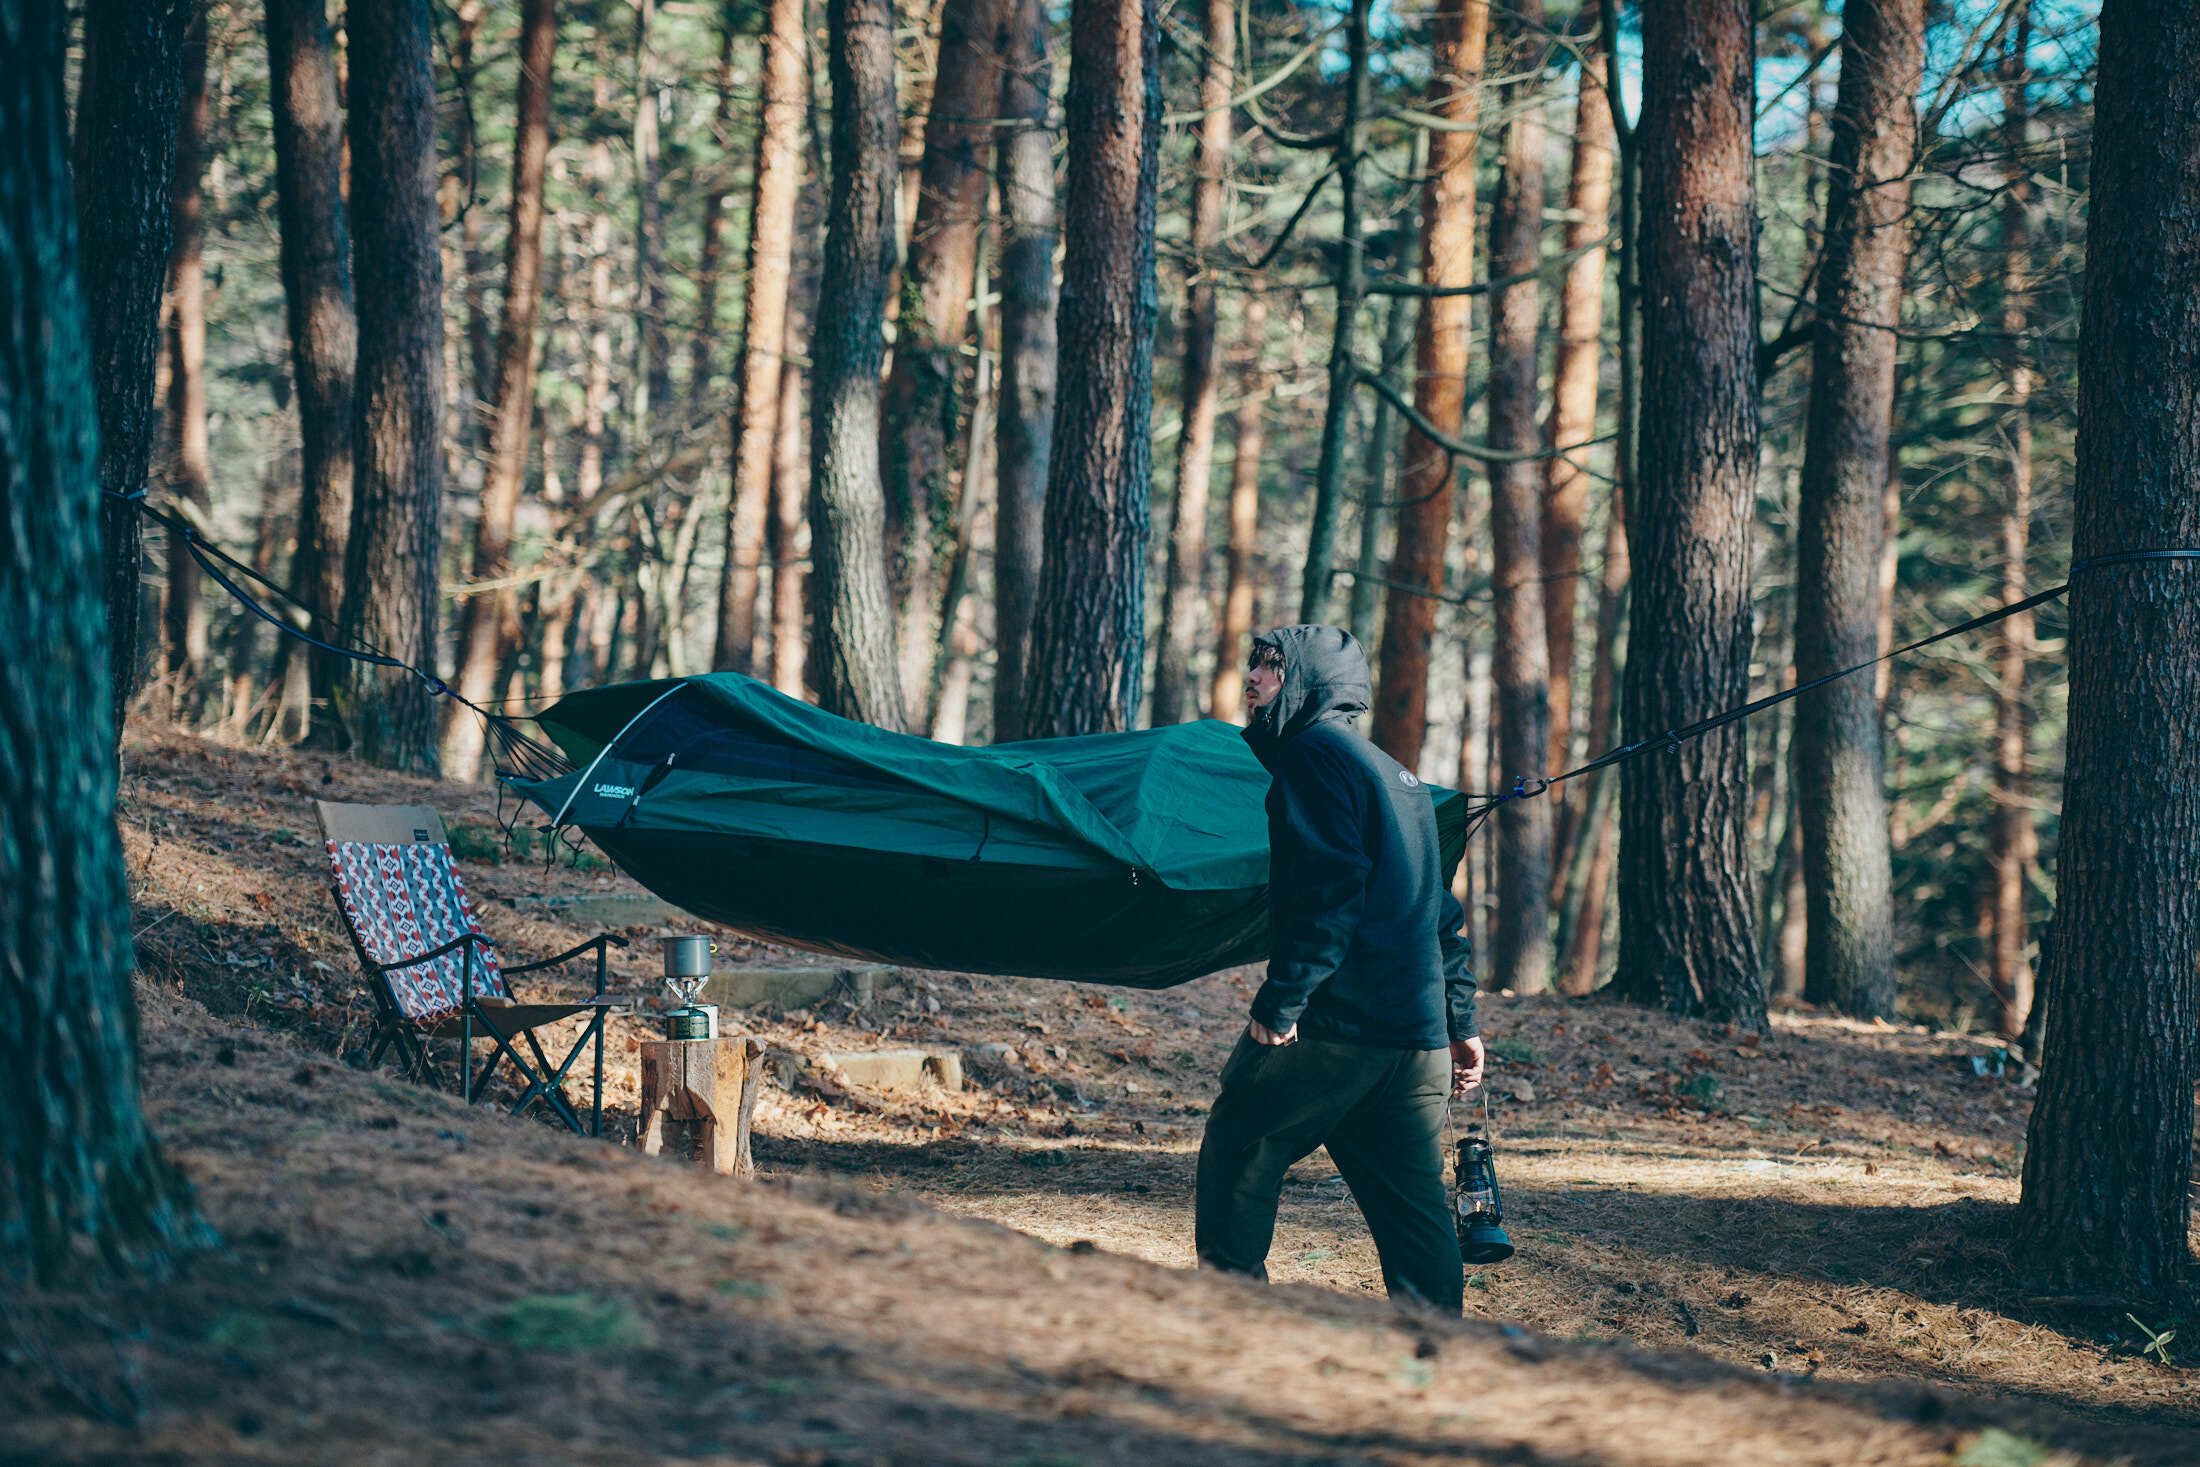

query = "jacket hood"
[1244,624,1372,759]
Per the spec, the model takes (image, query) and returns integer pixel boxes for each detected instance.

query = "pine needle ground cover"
[6,725,2191,1465]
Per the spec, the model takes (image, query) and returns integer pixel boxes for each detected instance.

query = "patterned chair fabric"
[326,839,509,1021]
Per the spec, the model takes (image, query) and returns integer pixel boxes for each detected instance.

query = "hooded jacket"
[1242,625,1477,1050]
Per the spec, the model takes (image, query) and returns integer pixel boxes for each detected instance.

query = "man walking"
[1196,625,1484,1311]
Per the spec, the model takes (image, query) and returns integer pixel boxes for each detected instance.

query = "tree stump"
[638,1036,763,1176]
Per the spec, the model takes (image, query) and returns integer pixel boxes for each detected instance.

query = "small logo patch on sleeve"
[1397,770,1421,788]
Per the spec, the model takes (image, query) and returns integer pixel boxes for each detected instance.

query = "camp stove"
[659,935,719,1041]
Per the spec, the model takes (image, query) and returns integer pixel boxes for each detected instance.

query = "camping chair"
[315,800,630,1135]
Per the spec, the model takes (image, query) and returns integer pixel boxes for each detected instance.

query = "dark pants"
[1195,1031,1461,1312]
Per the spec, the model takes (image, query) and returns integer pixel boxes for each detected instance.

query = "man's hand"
[1249,1018,1298,1047]
[1449,1035,1486,1093]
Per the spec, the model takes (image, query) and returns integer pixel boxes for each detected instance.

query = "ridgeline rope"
[107,489,572,783]
[108,487,2197,842]
[1450,548,2200,842]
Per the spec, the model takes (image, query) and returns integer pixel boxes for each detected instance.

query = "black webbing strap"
[1461,548,2200,825]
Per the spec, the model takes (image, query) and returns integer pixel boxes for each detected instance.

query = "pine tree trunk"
[1485,2,1552,994]
[2,0,204,1278]
[1148,0,1232,726]
[443,0,556,780]
[265,0,355,744]
[2014,0,2200,1303]
[1369,0,1488,768]
[1558,499,1627,994]
[881,0,1002,718]
[161,13,213,696]
[340,0,445,772]
[631,0,670,432]
[770,141,820,701]
[716,0,808,676]
[75,0,196,734]
[1209,289,1271,723]
[988,0,1056,742]
[1541,60,1615,787]
[810,0,908,728]
[1791,0,1920,1019]
[1297,0,1371,626]
[689,17,739,410]
[929,241,994,744]
[1350,200,1420,649]
[1987,2,2037,1041]
[1616,0,1764,1028]
[1019,0,1159,738]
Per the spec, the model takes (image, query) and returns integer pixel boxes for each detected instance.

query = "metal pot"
[661,934,715,979]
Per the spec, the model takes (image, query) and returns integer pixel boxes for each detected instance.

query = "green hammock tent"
[503,673,1470,989]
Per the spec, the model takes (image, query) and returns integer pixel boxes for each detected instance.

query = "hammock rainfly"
[504,673,1469,988]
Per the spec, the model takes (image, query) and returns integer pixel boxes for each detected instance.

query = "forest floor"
[4,723,2197,1466]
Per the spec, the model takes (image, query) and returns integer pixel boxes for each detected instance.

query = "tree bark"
[716,0,808,677]
[161,12,213,695]
[1986,2,2037,1041]
[1297,0,1371,627]
[689,15,739,412]
[1616,0,1764,1028]
[1485,2,1552,994]
[442,0,556,780]
[881,0,1002,717]
[1558,498,1627,994]
[770,114,820,702]
[810,0,909,728]
[1019,0,1159,738]
[265,0,355,745]
[1541,60,1615,785]
[1790,0,1920,1019]
[2,0,204,1279]
[1148,0,1233,726]
[340,0,445,771]
[1350,202,1420,650]
[631,0,670,433]
[929,228,994,743]
[989,0,1056,742]
[1369,0,1489,768]
[1209,289,1272,723]
[75,0,196,734]
[2014,0,2200,1303]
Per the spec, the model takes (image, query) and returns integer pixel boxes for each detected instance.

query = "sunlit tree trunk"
[161,13,213,698]
[340,0,445,771]
[988,0,1056,742]
[882,0,1001,718]
[2015,0,2200,1303]
[1791,0,1921,1019]
[1369,0,1488,767]
[1542,59,1614,797]
[1485,1,1552,994]
[1297,0,1371,626]
[1616,0,1764,1028]
[442,0,555,780]
[1350,194,1420,649]
[770,141,819,702]
[2,0,205,1279]
[1209,289,1272,722]
[631,0,670,432]
[715,0,806,677]
[1020,0,1160,738]
[1557,495,1626,995]
[809,0,908,727]
[75,0,195,735]
[1149,0,1233,725]
[265,0,355,744]
[1987,1,2037,1041]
